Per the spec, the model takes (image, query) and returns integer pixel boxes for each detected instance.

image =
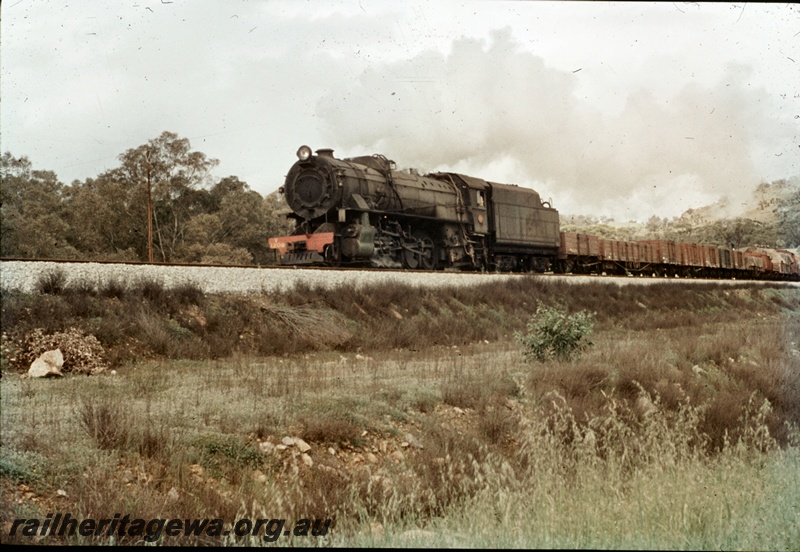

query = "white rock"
[28,349,64,378]
[294,438,311,453]
[404,433,423,449]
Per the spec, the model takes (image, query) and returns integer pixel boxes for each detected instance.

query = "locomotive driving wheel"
[403,230,437,270]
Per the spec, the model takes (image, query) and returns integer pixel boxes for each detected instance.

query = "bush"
[20,327,108,374]
[35,268,67,295]
[516,305,595,362]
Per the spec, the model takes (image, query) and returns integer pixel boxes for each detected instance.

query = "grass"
[0,276,799,546]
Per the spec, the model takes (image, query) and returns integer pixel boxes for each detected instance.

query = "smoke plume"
[318,29,789,220]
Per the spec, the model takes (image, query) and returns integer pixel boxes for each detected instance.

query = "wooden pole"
[145,147,154,263]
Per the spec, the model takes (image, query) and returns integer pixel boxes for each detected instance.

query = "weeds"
[34,268,67,295]
[78,396,130,450]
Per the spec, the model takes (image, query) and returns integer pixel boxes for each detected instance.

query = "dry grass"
[1,279,798,547]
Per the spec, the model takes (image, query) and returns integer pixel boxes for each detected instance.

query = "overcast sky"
[2,1,798,220]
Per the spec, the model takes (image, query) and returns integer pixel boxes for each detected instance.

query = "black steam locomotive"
[268,145,560,271]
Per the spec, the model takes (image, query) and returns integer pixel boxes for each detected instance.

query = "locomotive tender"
[268,146,800,280]
[268,146,560,272]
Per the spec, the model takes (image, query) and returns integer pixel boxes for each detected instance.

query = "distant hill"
[562,177,800,249]
[678,176,799,226]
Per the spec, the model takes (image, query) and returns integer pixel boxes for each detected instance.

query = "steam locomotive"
[268,145,559,272]
[268,146,799,280]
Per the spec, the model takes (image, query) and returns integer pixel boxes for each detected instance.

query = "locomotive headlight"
[297,145,313,161]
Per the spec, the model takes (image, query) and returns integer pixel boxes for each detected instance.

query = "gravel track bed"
[1,261,796,294]
[0,260,517,294]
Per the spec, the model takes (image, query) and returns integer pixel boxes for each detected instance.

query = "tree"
[698,218,778,249]
[63,174,143,261]
[175,176,290,265]
[0,153,79,258]
[115,131,218,262]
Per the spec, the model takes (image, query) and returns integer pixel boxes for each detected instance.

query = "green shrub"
[516,305,595,362]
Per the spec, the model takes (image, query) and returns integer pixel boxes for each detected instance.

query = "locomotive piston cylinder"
[340,213,376,258]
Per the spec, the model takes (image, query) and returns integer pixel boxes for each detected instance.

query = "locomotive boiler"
[268,146,561,271]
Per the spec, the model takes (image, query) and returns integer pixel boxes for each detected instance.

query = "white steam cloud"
[318,29,789,221]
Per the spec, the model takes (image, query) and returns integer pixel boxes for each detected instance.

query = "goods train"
[268,146,799,281]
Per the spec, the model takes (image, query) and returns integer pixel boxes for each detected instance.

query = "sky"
[2,1,798,221]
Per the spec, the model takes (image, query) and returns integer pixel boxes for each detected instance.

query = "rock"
[389,308,403,320]
[294,438,311,453]
[188,464,204,479]
[692,365,708,377]
[276,444,287,451]
[301,453,313,467]
[404,433,423,449]
[56,489,67,497]
[167,487,179,502]
[253,470,268,483]
[453,407,465,416]
[121,469,134,484]
[328,447,337,456]
[259,441,275,455]
[391,450,404,462]
[28,349,64,378]
[365,452,378,464]
[636,395,658,418]
[281,436,295,446]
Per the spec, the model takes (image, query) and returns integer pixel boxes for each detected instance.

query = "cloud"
[317,30,792,220]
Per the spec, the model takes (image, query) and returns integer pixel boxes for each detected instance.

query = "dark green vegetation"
[516,305,595,362]
[1,133,293,264]
[1,278,799,547]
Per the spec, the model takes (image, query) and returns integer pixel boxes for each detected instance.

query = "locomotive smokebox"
[283,150,342,220]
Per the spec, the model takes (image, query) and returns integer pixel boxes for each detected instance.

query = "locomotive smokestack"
[316,148,334,158]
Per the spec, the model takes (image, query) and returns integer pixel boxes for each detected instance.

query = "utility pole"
[145,147,154,263]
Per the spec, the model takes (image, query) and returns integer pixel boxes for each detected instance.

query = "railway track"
[1,258,797,295]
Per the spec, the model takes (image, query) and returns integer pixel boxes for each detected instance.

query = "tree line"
[1,132,294,264]
[2,131,798,263]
